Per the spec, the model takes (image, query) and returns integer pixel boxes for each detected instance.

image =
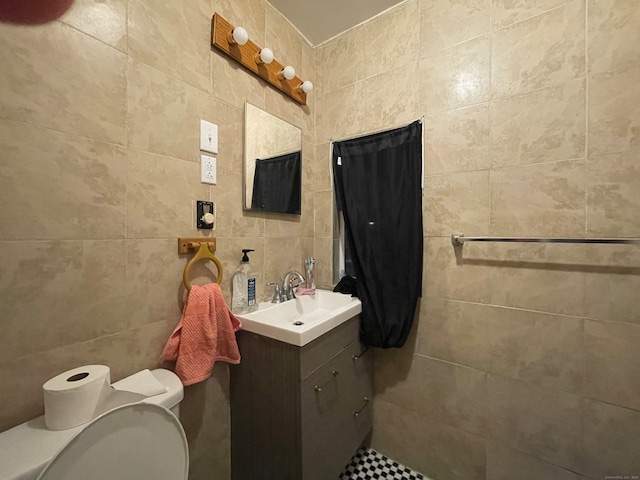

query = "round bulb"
[258,48,273,64]
[231,26,248,45]
[281,65,295,80]
[300,80,313,93]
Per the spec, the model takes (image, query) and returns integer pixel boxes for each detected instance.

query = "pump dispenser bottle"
[232,249,259,314]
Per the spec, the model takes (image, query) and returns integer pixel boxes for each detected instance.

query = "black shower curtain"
[333,121,423,348]
[251,151,301,214]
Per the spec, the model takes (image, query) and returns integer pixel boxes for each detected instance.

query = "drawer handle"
[352,346,370,360]
[314,370,339,392]
[353,397,369,417]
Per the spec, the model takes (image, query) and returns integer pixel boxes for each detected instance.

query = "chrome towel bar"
[451,233,640,247]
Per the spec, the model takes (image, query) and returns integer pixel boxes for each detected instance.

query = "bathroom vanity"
[230,313,372,480]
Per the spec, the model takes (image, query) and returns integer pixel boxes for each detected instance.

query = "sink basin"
[235,290,362,346]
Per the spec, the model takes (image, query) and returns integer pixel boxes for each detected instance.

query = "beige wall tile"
[211,99,244,176]
[581,399,640,478]
[127,59,215,163]
[363,1,420,78]
[583,244,640,325]
[316,26,365,96]
[421,35,490,114]
[211,170,265,239]
[0,241,127,365]
[585,320,640,411]
[211,54,266,111]
[588,64,640,156]
[417,299,492,371]
[486,243,586,317]
[425,170,490,237]
[314,237,334,289]
[126,151,210,238]
[588,0,640,75]
[488,308,584,394]
[487,375,582,471]
[264,212,303,238]
[490,79,586,167]
[487,442,583,480]
[61,0,127,50]
[212,0,266,46]
[316,82,367,144]
[491,0,585,97]
[311,143,332,191]
[420,0,489,53]
[587,149,640,237]
[491,0,569,29]
[314,190,334,238]
[264,237,302,285]
[424,237,493,304]
[126,239,186,327]
[0,22,127,145]
[301,191,315,238]
[364,61,424,133]
[424,103,490,175]
[490,159,586,237]
[181,365,231,480]
[376,355,488,435]
[0,120,126,240]
[372,399,487,480]
[128,0,211,92]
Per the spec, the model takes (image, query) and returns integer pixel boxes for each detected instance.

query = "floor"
[341,448,426,479]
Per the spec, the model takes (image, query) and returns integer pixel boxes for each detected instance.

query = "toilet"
[0,369,188,480]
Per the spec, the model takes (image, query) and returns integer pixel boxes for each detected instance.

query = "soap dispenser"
[232,249,259,314]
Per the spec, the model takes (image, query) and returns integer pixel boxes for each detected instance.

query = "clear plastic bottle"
[232,249,259,314]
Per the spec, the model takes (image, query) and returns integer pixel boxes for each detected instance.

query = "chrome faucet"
[266,282,284,303]
[283,270,306,300]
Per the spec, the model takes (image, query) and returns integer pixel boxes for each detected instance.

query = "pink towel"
[162,283,242,386]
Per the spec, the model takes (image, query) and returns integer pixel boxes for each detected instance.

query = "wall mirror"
[244,102,302,214]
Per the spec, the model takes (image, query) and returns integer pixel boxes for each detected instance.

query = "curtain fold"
[251,151,301,214]
[333,121,423,348]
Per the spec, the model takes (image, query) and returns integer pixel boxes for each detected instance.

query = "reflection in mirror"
[244,103,302,214]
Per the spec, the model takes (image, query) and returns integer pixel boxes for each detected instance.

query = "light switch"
[201,155,217,185]
[200,120,218,154]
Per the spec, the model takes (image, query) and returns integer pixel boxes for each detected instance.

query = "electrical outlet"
[201,155,217,185]
[200,120,218,154]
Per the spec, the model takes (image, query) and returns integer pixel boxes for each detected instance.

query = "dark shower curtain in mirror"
[251,151,301,214]
[333,121,423,348]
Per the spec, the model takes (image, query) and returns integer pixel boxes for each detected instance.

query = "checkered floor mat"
[340,448,426,479]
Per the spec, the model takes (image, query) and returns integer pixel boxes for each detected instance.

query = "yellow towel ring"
[183,243,223,291]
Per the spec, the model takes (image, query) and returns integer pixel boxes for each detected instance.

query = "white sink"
[235,290,362,346]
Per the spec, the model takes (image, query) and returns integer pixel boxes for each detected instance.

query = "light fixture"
[255,47,273,64]
[296,80,313,94]
[211,13,314,105]
[279,65,295,80]
[227,26,248,45]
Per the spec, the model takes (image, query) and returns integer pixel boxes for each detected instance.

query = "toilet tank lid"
[0,368,183,480]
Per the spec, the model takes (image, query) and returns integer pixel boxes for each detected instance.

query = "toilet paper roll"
[43,365,112,431]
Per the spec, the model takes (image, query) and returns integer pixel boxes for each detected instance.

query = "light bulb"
[255,48,273,64]
[280,65,295,80]
[299,80,313,94]
[229,26,248,45]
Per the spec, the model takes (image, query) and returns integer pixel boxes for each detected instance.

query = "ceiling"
[268,0,407,46]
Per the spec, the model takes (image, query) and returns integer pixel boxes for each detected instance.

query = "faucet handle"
[266,282,283,303]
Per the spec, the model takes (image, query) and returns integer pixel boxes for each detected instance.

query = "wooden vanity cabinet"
[230,315,372,480]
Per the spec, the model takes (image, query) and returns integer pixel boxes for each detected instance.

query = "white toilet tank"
[0,368,185,480]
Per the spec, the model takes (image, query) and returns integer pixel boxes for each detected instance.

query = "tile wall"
[0,1,315,478]
[315,0,640,478]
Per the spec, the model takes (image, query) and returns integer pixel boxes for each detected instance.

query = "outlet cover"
[200,120,218,154]
[201,155,217,185]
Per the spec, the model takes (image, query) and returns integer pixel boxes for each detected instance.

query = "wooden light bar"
[211,13,308,106]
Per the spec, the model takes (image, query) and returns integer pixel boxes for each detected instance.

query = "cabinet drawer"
[301,339,372,480]
[300,315,360,379]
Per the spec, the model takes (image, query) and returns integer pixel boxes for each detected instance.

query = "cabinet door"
[301,339,373,480]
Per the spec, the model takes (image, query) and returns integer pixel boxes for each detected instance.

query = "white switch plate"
[201,155,217,185]
[200,119,218,154]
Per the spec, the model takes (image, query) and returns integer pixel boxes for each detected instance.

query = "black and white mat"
[340,448,426,479]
